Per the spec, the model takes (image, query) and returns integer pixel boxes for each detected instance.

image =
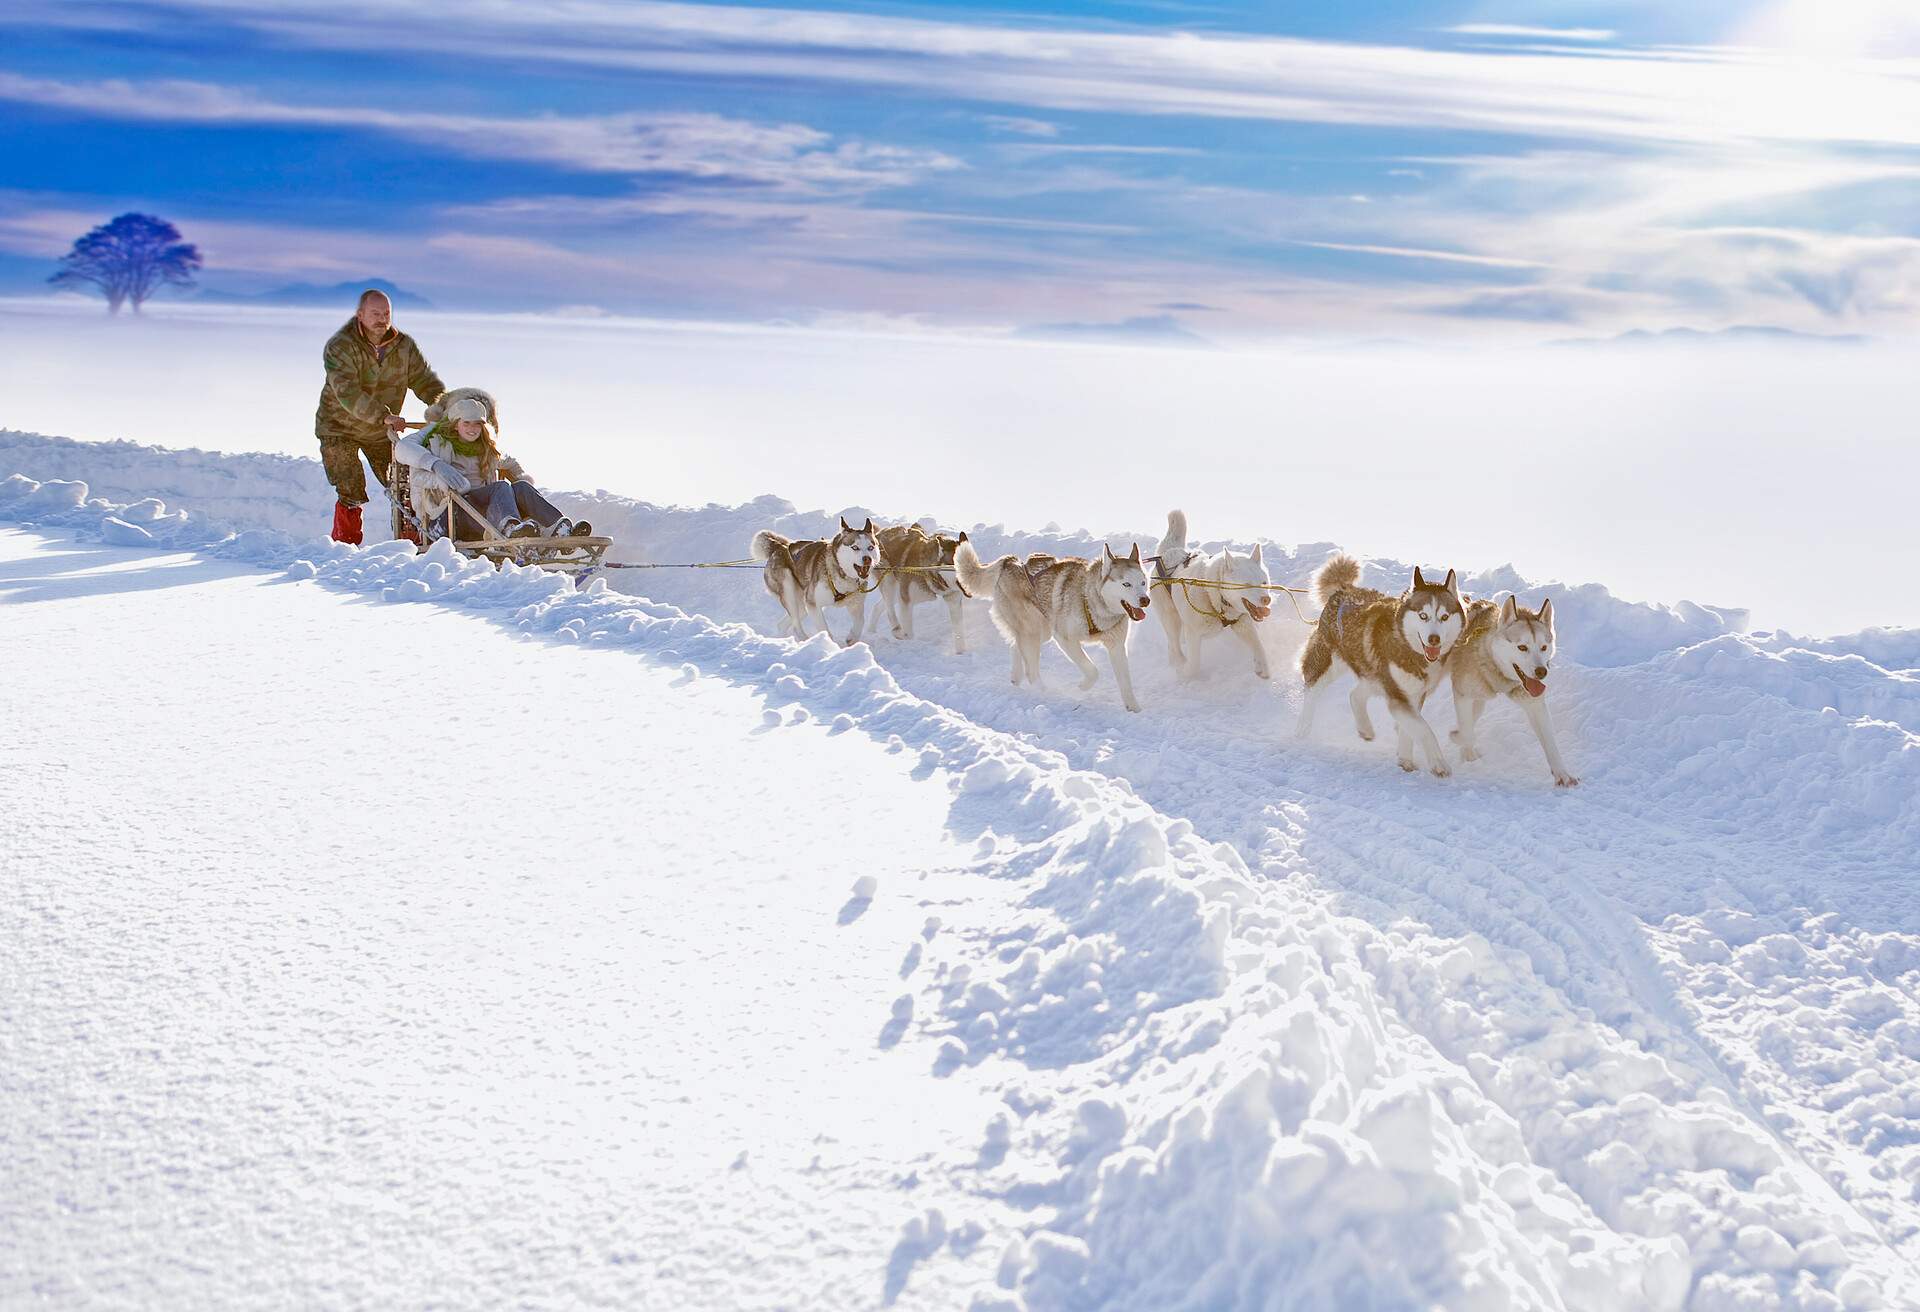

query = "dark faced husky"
[1151,508,1275,680]
[1296,554,1465,776]
[954,540,1155,712]
[1450,595,1578,786]
[750,517,879,647]
[876,523,970,654]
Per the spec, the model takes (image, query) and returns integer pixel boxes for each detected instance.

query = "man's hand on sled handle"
[383,414,411,434]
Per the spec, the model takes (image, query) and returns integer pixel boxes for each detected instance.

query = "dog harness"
[821,540,881,603]
[1153,550,1239,626]
[824,554,860,603]
[1082,588,1126,638]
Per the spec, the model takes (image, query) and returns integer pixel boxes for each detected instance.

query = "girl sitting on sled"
[391,387,591,542]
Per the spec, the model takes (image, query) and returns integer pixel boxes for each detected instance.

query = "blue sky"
[3,0,1918,339]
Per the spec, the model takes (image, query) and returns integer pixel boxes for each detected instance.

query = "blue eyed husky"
[1450,595,1578,786]
[1296,555,1465,776]
[751,517,879,647]
[954,540,1155,712]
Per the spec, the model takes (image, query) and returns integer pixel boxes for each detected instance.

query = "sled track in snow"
[859,618,1920,1295]
[3,446,1918,1310]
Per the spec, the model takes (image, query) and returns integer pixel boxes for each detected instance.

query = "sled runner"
[384,442,611,576]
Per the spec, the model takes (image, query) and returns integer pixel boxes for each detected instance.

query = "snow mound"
[5,442,1919,1310]
[3,430,1743,666]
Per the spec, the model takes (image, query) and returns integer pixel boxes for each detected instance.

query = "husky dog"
[1296,556,1465,776]
[876,523,970,654]
[1450,595,1578,786]
[750,517,879,646]
[1151,508,1275,680]
[954,540,1154,712]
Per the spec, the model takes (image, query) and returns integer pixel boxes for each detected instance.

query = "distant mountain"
[192,278,432,309]
[1554,325,1870,348]
[1013,314,1211,348]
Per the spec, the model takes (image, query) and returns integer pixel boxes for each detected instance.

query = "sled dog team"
[751,509,1576,786]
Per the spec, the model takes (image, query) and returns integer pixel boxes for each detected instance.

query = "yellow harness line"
[605,560,953,576]
[601,559,763,569]
[599,561,1323,622]
[1154,575,1320,625]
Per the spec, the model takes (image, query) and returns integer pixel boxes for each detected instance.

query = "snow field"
[2,530,1048,1309]
[3,441,1918,1309]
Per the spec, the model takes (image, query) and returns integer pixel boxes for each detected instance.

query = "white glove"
[429,458,471,494]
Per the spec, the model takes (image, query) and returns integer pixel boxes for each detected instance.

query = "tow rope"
[594,559,1321,622]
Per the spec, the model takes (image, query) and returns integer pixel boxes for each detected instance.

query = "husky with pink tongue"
[954,540,1155,712]
[1296,555,1465,776]
[1450,594,1579,786]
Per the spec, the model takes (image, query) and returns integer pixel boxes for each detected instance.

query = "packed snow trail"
[4,441,1918,1310]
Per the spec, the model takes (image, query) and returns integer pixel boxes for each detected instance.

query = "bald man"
[314,288,445,544]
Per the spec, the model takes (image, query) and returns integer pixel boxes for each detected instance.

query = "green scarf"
[430,420,490,460]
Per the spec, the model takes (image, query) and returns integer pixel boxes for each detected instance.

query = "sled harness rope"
[597,558,953,598]
[602,560,948,576]
[593,558,1319,621]
[1148,552,1319,625]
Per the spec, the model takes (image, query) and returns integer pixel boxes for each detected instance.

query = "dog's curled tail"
[1156,508,1188,567]
[750,529,791,563]
[1312,553,1362,605]
[953,540,1006,598]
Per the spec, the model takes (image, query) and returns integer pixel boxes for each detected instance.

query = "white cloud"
[0,71,957,192]
[1284,240,1543,270]
[33,0,1920,151]
[1446,25,1617,43]
[979,115,1059,138]
[16,3,1920,338]
[997,143,1202,157]
[1735,0,1920,57]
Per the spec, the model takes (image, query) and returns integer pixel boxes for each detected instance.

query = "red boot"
[331,500,363,545]
[395,517,422,547]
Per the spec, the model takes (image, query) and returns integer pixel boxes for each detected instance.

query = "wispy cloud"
[1446,25,1617,43]
[0,71,956,192]
[12,1,1920,339]
[996,142,1203,157]
[1284,240,1544,270]
[29,0,1920,151]
[1421,288,1615,322]
[980,115,1059,138]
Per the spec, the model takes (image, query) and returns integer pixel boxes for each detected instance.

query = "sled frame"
[386,443,610,576]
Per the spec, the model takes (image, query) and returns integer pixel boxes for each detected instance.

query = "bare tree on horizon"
[49,213,203,314]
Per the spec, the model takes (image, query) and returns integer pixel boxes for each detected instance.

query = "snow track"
[3,437,1917,1311]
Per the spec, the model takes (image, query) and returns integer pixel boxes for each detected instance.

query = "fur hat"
[425,386,500,430]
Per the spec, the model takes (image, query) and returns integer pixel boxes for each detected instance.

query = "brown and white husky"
[1296,555,1465,776]
[1450,595,1578,786]
[876,523,970,654]
[750,517,879,647]
[954,540,1154,712]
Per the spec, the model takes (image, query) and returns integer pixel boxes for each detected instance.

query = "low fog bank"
[1,297,1911,634]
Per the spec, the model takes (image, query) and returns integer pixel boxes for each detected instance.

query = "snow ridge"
[5,448,1919,1310]
[0,430,1743,666]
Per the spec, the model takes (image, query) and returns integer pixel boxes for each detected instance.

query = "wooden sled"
[386,444,610,577]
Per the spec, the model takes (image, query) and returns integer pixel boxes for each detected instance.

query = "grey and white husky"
[1151,508,1275,680]
[1296,555,1465,776]
[876,523,970,654]
[954,540,1155,712]
[750,517,879,646]
[1450,595,1578,786]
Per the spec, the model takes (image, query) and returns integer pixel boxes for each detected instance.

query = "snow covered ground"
[3,436,1917,1311]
